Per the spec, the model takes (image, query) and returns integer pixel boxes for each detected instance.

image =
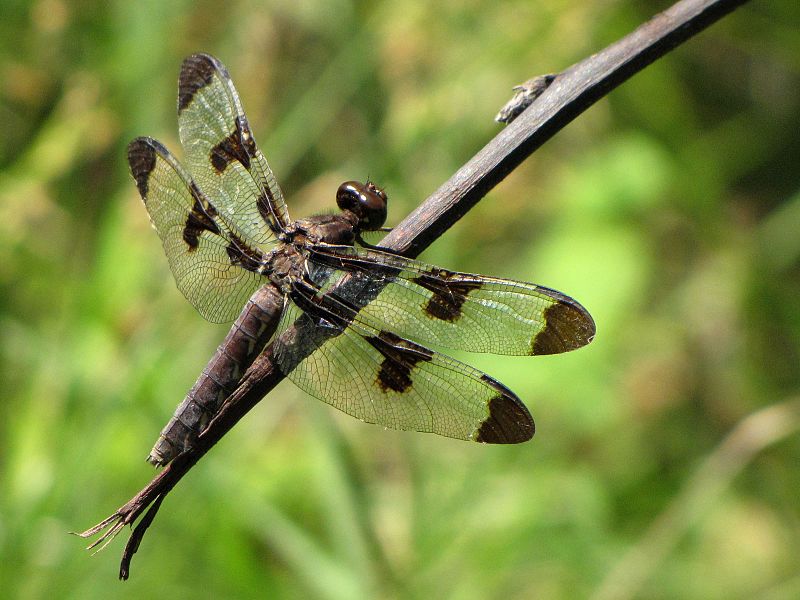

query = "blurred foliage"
[1,0,799,598]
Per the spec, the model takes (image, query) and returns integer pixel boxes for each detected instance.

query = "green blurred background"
[1,0,799,598]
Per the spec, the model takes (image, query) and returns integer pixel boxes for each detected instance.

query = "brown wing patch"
[532,299,596,355]
[257,189,277,226]
[210,116,257,173]
[474,375,535,443]
[178,54,217,113]
[367,331,434,393]
[128,139,158,198]
[225,232,266,273]
[182,185,221,251]
[413,268,484,322]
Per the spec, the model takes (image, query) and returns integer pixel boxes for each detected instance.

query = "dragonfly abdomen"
[148,285,283,466]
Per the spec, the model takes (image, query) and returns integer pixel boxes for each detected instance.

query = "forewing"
[177,53,290,244]
[128,137,266,323]
[273,280,534,443]
[307,245,595,355]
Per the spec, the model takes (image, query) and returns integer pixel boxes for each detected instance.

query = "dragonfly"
[129,53,596,467]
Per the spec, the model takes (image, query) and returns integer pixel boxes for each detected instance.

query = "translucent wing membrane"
[128,137,266,323]
[307,245,596,356]
[274,280,534,443]
[177,53,290,244]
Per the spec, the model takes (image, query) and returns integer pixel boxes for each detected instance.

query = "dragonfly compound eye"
[336,181,388,230]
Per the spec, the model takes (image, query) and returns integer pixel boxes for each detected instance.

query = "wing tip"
[127,137,159,199]
[127,137,175,201]
[178,53,229,113]
[532,297,596,355]
[474,376,535,443]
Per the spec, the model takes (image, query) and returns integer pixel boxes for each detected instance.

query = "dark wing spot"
[210,116,257,173]
[127,138,158,199]
[367,331,434,393]
[474,375,535,443]
[257,190,276,227]
[413,268,484,322]
[183,185,221,251]
[225,232,266,272]
[178,54,217,113]
[532,299,596,355]
[288,281,357,333]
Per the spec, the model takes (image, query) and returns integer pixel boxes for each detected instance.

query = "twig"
[77,0,751,579]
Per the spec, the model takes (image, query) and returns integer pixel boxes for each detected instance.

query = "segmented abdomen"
[148,285,283,466]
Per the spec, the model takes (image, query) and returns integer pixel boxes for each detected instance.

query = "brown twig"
[77,0,750,579]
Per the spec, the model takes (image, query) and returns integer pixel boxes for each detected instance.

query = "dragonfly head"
[336,180,388,231]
